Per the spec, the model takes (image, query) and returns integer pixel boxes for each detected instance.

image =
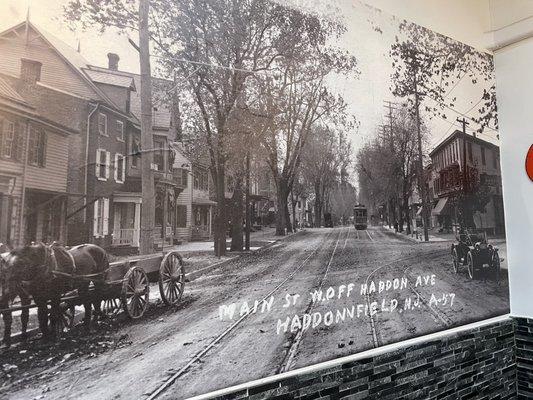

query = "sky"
[0,0,499,160]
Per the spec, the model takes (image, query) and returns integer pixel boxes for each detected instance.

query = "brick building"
[429,129,505,234]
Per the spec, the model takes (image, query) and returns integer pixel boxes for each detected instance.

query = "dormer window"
[20,59,42,84]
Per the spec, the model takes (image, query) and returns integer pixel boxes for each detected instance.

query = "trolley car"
[353,204,368,230]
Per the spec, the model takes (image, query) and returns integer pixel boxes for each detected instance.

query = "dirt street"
[0,226,509,400]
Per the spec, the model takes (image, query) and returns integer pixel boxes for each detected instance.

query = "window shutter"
[39,131,46,167]
[14,123,24,161]
[120,157,126,183]
[0,119,4,156]
[105,151,111,179]
[114,154,118,182]
[95,149,101,177]
[103,198,109,235]
[93,200,99,237]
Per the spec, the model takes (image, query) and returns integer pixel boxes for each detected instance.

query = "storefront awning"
[432,197,450,216]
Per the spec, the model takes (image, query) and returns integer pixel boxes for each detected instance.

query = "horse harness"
[46,245,108,283]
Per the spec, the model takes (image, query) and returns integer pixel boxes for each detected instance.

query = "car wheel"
[452,247,459,273]
[467,252,477,280]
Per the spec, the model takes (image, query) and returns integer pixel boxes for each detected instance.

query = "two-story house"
[0,70,79,246]
[0,21,142,251]
[429,129,504,234]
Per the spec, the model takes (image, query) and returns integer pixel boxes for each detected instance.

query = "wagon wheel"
[121,267,150,319]
[467,252,477,280]
[158,251,186,306]
[452,247,459,274]
[102,297,122,317]
[492,251,501,286]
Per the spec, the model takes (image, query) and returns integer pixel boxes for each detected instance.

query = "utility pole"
[383,100,398,230]
[457,117,470,228]
[139,0,155,254]
[245,149,251,251]
[383,100,397,151]
[411,57,429,242]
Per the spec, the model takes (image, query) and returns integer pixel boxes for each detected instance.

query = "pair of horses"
[0,242,109,348]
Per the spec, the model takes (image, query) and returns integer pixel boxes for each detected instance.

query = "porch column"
[163,186,168,245]
[134,202,141,247]
[208,206,212,237]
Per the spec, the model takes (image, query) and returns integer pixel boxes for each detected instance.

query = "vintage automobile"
[451,228,501,283]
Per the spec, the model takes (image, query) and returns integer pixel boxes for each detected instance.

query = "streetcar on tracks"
[353,204,368,230]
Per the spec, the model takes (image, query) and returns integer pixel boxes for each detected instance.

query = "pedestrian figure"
[394,221,399,233]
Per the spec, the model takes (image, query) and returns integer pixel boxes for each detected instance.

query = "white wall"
[364,0,491,51]
[494,37,533,318]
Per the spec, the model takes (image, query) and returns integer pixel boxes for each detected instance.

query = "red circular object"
[527,145,533,181]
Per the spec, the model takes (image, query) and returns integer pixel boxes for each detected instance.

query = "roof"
[0,76,30,106]
[0,21,129,117]
[84,69,136,90]
[87,65,171,129]
[430,130,500,157]
[0,72,80,134]
[193,197,217,206]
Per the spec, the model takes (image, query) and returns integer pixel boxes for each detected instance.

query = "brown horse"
[1,243,109,341]
[0,243,30,348]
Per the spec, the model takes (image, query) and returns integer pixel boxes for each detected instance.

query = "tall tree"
[250,24,357,235]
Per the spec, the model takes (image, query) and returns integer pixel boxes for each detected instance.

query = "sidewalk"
[383,225,454,242]
[160,227,302,281]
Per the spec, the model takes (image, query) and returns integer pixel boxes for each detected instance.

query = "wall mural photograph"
[0,0,508,399]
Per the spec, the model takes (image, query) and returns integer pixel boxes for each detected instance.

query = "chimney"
[20,59,42,85]
[107,53,120,71]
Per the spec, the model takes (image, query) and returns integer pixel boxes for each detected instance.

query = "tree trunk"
[275,194,287,236]
[284,200,293,234]
[138,0,155,254]
[290,190,297,231]
[230,176,244,251]
[213,163,227,256]
[403,193,411,234]
[314,183,322,228]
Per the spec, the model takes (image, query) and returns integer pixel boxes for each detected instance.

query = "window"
[176,205,187,228]
[1,120,16,159]
[93,198,109,238]
[194,169,208,190]
[481,147,486,165]
[95,149,110,180]
[98,113,108,136]
[493,150,498,169]
[116,120,124,141]
[115,153,125,183]
[131,135,141,168]
[27,127,46,167]
[153,139,165,171]
[176,168,189,187]
[467,142,473,162]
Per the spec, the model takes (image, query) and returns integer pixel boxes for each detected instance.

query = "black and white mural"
[0,1,508,399]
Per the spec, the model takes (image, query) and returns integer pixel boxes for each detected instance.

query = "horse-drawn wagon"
[1,243,186,347]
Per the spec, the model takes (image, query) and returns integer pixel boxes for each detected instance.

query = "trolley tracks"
[146,229,339,400]
[363,247,451,348]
